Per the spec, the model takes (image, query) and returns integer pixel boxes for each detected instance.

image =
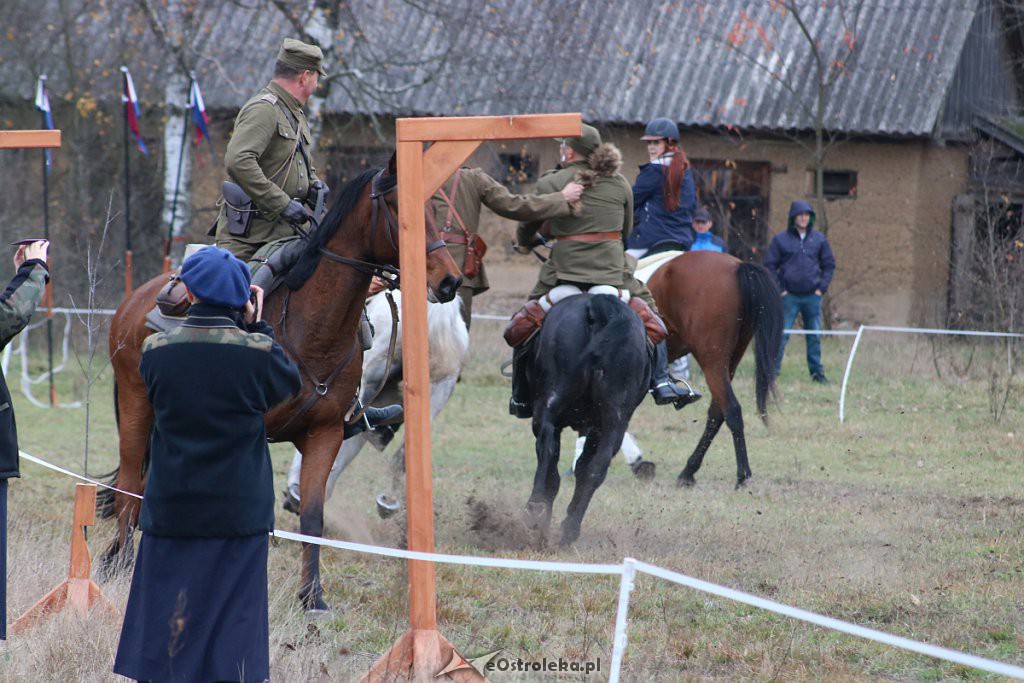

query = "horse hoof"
[630,460,656,482]
[735,476,751,490]
[558,521,581,547]
[301,595,330,612]
[677,473,696,488]
[282,489,301,516]
[375,492,401,519]
[523,501,549,530]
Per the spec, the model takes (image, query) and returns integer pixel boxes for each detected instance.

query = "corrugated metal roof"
[0,0,1005,138]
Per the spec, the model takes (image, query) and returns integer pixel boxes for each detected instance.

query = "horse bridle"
[300,169,447,289]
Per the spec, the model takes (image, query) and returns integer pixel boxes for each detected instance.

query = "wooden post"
[366,113,581,682]
[11,484,118,634]
[0,130,61,149]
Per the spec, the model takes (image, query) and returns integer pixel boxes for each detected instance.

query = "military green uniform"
[215,81,320,260]
[518,160,656,306]
[433,167,571,326]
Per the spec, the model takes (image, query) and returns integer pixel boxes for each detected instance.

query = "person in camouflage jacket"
[0,239,50,639]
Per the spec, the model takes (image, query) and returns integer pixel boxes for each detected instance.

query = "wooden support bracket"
[11,484,118,634]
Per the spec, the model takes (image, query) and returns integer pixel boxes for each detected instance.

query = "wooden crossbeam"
[0,130,61,149]
[397,113,581,142]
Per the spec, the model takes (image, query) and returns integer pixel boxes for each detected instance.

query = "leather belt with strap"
[556,231,622,243]
[442,232,469,245]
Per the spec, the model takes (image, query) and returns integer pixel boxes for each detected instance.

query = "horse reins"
[274,168,438,434]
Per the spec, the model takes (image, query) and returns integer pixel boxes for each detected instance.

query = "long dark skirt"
[113,533,270,683]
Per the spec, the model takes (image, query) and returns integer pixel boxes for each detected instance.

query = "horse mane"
[285,166,395,290]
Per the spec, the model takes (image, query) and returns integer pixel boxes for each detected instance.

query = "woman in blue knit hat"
[114,247,301,683]
[625,117,698,257]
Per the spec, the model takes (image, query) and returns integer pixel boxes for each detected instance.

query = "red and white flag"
[120,66,148,155]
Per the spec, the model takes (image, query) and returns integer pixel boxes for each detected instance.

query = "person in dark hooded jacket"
[764,200,836,383]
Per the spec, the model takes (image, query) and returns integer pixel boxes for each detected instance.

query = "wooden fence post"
[11,484,118,634]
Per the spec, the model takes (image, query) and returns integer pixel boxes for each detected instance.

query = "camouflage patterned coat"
[0,261,48,479]
[215,81,320,261]
[138,304,300,537]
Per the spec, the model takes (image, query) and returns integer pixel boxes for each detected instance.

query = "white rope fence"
[839,324,1024,422]
[17,449,1024,681]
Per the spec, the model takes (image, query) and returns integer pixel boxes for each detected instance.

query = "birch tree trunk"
[161,70,191,267]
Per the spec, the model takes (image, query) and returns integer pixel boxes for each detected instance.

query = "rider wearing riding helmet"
[625,117,697,258]
[505,124,699,416]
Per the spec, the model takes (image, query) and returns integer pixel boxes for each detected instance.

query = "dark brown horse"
[647,250,783,488]
[99,157,462,611]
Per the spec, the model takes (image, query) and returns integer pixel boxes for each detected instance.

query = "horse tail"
[737,262,784,421]
[586,294,634,338]
[95,380,121,518]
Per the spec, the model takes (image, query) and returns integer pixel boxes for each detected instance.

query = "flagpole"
[39,78,56,407]
[164,76,192,274]
[121,69,133,297]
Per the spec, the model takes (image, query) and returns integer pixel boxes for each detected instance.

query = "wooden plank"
[397,113,581,142]
[69,484,96,580]
[0,130,61,149]
[422,140,482,200]
[396,140,438,632]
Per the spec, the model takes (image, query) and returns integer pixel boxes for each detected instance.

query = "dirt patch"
[465,495,541,551]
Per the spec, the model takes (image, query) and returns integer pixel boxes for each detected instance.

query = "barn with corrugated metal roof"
[0,0,1021,325]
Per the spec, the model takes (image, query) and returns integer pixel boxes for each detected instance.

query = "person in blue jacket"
[764,200,836,383]
[689,207,728,253]
[114,247,301,683]
[625,117,697,257]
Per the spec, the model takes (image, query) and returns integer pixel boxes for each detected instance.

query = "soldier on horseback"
[505,124,701,418]
[210,38,400,437]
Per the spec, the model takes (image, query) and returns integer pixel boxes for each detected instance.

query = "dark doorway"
[690,159,771,262]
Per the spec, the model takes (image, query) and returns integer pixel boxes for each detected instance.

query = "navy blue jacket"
[138,304,301,538]
[764,220,836,295]
[625,159,697,251]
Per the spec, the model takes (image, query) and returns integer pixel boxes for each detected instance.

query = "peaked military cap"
[564,124,602,158]
[277,38,327,77]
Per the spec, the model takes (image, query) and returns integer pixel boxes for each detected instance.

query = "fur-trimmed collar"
[567,142,624,215]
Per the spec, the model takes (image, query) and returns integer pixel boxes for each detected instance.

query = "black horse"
[520,294,650,546]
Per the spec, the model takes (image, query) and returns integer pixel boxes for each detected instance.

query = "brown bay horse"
[647,250,783,488]
[99,157,463,611]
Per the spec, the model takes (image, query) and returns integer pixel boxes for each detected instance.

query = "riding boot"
[344,402,405,439]
[650,340,702,409]
[509,341,533,418]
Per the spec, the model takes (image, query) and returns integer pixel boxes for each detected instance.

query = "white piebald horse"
[286,289,469,510]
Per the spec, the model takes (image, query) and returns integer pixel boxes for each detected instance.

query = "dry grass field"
[0,273,1022,681]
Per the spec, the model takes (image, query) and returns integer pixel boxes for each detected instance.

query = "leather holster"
[503,299,546,348]
[222,181,256,237]
[628,297,668,345]
[156,276,190,318]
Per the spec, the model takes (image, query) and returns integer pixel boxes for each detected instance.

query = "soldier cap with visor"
[561,123,602,158]
[277,38,328,77]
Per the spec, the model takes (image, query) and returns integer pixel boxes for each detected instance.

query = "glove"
[308,179,330,201]
[281,199,310,224]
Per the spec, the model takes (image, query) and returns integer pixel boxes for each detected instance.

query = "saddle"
[633,250,685,284]
[503,284,666,348]
[147,237,307,333]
